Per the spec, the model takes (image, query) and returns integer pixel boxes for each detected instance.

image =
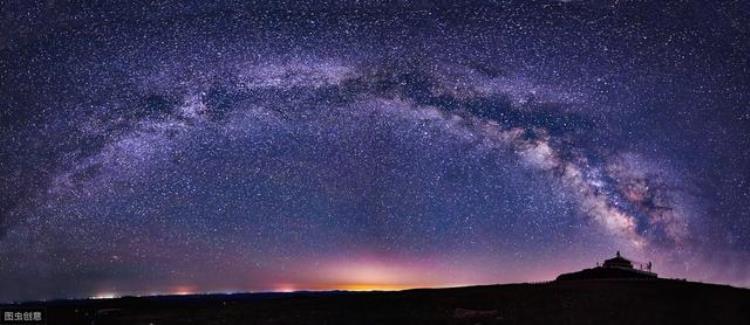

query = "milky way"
[1,1,749,302]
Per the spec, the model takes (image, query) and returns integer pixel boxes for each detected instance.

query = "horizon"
[2,252,748,304]
[5,275,747,305]
[2,0,749,303]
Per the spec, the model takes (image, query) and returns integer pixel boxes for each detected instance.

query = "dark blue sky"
[1,0,749,302]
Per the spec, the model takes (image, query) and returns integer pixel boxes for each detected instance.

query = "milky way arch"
[1,0,748,301]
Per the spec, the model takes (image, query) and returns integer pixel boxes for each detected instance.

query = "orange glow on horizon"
[263,256,491,293]
[171,285,198,295]
[273,284,297,293]
[336,283,417,291]
[264,280,484,293]
[91,292,118,299]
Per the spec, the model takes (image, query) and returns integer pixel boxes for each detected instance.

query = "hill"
[2,278,749,324]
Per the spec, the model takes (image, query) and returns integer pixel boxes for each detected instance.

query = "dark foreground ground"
[2,278,749,324]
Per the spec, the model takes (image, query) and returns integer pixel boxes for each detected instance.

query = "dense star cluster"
[1,1,749,302]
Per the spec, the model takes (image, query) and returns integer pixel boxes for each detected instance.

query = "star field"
[1,0,749,302]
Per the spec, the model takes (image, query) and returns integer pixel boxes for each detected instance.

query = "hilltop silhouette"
[557,251,659,281]
[2,278,748,324]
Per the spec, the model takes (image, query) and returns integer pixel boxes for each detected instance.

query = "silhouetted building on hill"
[556,251,658,281]
[603,251,633,268]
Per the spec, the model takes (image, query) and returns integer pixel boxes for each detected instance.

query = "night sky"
[1,0,749,302]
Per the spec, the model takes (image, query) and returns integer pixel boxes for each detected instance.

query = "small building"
[602,251,634,269]
[556,251,658,281]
